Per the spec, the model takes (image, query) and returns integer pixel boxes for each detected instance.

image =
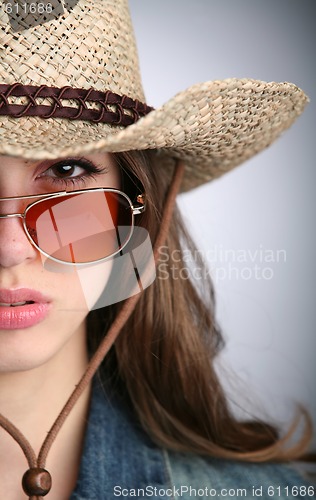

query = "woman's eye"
[37,158,105,186]
[44,161,88,179]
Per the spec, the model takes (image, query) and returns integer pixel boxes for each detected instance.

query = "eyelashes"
[37,157,108,188]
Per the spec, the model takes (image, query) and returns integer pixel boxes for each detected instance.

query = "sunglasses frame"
[0,187,146,266]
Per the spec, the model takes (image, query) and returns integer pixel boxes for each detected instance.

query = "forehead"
[0,155,32,165]
[0,156,36,180]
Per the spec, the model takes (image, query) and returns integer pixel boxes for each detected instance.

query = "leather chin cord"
[0,159,185,499]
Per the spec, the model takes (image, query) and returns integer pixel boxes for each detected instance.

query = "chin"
[0,313,87,374]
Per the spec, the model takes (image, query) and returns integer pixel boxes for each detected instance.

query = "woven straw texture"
[0,0,308,192]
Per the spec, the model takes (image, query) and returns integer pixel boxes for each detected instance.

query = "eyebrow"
[21,159,39,166]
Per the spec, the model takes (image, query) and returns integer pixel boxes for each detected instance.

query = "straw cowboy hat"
[0,0,308,192]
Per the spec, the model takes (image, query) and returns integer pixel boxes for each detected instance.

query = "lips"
[0,288,51,330]
[0,301,35,307]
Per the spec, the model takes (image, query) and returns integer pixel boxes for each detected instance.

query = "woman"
[0,0,314,498]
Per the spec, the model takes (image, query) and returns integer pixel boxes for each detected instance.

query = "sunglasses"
[0,188,146,265]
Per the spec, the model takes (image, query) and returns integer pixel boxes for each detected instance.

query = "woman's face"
[0,153,120,373]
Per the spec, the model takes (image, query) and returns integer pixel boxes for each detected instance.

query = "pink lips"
[0,288,51,330]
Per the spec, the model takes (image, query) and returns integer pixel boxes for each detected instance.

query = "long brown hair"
[87,150,313,462]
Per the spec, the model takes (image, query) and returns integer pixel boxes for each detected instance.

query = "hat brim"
[0,78,308,192]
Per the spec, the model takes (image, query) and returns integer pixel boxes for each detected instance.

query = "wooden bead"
[22,468,52,496]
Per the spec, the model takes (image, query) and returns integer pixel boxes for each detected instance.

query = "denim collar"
[70,378,171,499]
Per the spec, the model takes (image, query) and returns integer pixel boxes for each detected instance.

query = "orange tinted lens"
[25,191,132,263]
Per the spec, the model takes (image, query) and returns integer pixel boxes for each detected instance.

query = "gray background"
[129,1,316,450]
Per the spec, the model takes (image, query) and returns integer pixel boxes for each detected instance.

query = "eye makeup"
[36,156,109,189]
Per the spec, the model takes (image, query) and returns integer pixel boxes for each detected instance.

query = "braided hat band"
[0,83,153,125]
[0,0,309,192]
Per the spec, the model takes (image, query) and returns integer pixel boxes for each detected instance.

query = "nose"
[0,212,38,268]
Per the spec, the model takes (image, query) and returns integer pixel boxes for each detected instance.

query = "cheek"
[41,258,114,312]
[75,260,113,311]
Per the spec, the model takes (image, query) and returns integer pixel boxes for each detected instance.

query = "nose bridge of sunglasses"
[0,196,28,218]
[0,190,52,208]
[0,198,30,246]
